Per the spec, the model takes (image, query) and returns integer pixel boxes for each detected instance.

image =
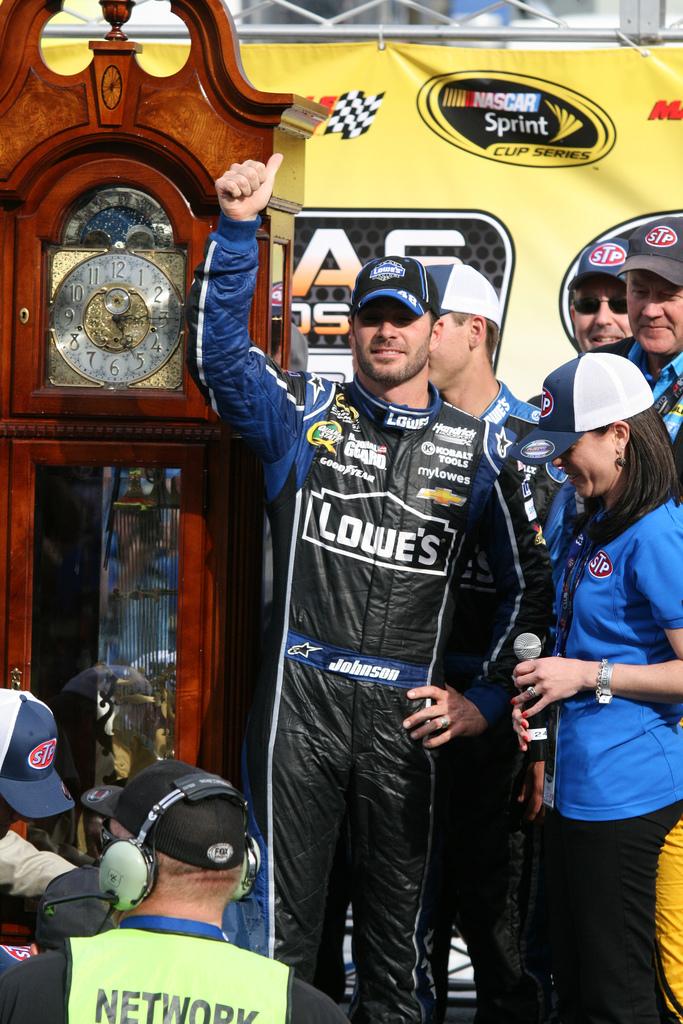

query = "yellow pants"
[657,813,683,1020]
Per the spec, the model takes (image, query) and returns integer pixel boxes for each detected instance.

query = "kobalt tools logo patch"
[420,441,473,468]
[417,72,615,168]
[302,489,457,574]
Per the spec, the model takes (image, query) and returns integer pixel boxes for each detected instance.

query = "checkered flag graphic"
[324,90,385,140]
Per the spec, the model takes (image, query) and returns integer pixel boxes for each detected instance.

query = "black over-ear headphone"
[98,773,260,911]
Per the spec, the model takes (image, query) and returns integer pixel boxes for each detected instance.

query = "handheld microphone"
[513,633,543,662]
[513,633,547,742]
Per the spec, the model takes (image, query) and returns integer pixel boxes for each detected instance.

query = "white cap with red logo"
[510,353,653,463]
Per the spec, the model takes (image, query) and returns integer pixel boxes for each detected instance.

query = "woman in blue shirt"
[509,352,683,1024]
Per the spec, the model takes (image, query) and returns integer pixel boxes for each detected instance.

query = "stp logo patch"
[589,242,627,267]
[28,738,56,770]
[645,225,678,248]
[540,388,554,418]
[589,550,613,578]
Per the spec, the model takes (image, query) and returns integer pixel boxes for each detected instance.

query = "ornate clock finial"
[100,1,136,41]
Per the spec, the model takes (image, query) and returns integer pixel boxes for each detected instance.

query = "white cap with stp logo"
[0,691,73,818]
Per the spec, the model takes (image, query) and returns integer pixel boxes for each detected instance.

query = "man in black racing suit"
[186,154,553,1024]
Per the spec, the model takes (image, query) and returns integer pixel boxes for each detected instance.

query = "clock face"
[50,248,183,388]
[47,187,185,390]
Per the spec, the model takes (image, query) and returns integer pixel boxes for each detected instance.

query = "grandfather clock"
[0,0,324,806]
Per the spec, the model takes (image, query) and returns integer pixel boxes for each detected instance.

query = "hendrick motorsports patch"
[417,71,616,168]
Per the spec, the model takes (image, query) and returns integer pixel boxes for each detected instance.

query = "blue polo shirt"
[628,340,683,443]
[556,498,683,820]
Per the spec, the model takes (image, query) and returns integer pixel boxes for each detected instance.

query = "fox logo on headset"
[82,760,260,911]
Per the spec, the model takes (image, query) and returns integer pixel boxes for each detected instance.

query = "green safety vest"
[67,926,291,1023]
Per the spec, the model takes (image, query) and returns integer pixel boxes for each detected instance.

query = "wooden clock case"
[0,0,324,805]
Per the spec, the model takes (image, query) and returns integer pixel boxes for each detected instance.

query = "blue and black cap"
[568,237,629,291]
[0,691,73,819]
[350,256,441,319]
[510,352,653,464]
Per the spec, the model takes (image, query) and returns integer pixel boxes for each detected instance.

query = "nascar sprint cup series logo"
[417,72,616,168]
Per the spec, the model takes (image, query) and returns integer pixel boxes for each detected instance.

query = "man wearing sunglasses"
[568,236,630,352]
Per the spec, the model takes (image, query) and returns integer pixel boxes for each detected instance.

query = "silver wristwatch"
[596,659,614,704]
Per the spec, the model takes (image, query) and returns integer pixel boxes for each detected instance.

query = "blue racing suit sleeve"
[465,457,555,725]
[186,214,335,500]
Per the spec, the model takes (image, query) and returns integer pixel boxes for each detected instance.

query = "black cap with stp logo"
[620,218,683,287]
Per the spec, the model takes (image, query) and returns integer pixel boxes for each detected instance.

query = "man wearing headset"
[0,759,347,1023]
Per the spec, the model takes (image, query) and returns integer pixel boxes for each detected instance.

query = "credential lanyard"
[544,524,596,808]
[554,526,595,658]
[654,372,683,443]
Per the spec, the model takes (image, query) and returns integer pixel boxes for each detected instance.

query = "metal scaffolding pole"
[39,0,683,46]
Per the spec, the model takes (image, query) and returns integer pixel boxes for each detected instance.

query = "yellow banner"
[43,40,683,396]
[241,42,683,394]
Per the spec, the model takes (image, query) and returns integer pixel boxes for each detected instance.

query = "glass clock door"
[7,442,206,810]
[32,465,180,789]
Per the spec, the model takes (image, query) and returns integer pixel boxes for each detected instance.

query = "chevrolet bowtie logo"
[416,487,467,506]
[287,642,323,658]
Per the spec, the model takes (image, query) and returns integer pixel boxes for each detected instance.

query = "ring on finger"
[525,686,537,699]
[439,715,449,729]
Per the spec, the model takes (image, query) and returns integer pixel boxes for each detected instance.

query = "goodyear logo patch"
[417,72,616,169]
